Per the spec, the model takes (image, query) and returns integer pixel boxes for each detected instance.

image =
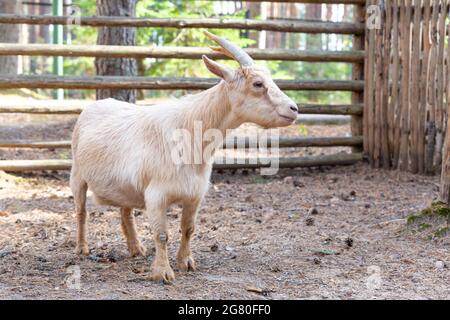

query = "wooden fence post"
[440,103,450,203]
[440,22,450,204]
[351,3,365,152]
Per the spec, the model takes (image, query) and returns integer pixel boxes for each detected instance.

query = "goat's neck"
[179,81,241,135]
[177,81,242,164]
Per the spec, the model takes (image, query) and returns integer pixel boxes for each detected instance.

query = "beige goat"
[70,31,298,282]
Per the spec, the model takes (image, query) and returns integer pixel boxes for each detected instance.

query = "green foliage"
[407,201,450,223]
[296,124,309,136]
[278,61,352,104]
[64,0,97,82]
[135,0,253,79]
[69,0,97,46]
[407,201,450,240]
[62,0,352,103]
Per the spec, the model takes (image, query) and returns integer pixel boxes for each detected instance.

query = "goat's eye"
[253,81,263,88]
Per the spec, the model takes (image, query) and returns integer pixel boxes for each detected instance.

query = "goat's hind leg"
[177,200,200,272]
[70,171,89,255]
[120,208,147,257]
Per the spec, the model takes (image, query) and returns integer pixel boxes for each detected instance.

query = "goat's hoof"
[150,264,175,284]
[74,242,89,256]
[177,255,196,272]
[129,243,147,257]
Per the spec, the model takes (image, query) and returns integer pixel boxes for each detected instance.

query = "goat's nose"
[289,104,298,113]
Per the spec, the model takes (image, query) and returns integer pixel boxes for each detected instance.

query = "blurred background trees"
[3,0,354,104]
[95,0,138,102]
[0,0,21,75]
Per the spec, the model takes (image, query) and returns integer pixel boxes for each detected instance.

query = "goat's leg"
[70,171,89,255]
[120,207,146,257]
[145,188,174,283]
[177,200,200,272]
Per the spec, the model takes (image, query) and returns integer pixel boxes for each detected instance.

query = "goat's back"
[71,98,211,208]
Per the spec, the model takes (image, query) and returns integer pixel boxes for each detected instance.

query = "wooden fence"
[364,0,450,174]
[0,0,365,172]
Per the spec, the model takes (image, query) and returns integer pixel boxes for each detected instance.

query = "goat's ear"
[202,55,234,82]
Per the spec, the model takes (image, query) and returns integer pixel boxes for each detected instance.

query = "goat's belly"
[165,169,212,203]
[90,185,145,209]
[86,165,212,209]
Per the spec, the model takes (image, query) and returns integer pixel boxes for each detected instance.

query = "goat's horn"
[209,46,235,59]
[204,30,253,67]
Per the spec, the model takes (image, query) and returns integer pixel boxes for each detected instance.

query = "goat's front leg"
[177,199,200,272]
[145,188,175,283]
[120,207,147,257]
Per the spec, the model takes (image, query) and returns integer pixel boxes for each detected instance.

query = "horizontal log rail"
[296,115,350,125]
[299,104,363,115]
[234,136,363,148]
[0,160,73,172]
[213,152,363,169]
[0,140,71,148]
[0,101,363,115]
[214,0,365,3]
[0,15,364,35]
[0,75,364,91]
[0,153,363,172]
[0,43,365,63]
[0,136,362,150]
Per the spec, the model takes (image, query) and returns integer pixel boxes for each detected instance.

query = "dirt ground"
[0,163,449,299]
[1,94,449,299]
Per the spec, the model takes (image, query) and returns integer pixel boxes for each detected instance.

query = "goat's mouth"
[277,112,297,123]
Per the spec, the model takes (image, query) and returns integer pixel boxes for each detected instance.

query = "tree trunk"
[325,4,333,51]
[0,0,20,74]
[245,2,261,48]
[305,4,322,50]
[95,0,137,103]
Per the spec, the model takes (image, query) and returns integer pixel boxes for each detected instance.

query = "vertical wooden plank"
[399,0,412,171]
[434,0,448,171]
[365,0,376,165]
[351,3,365,153]
[374,2,384,168]
[440,21,450,203]
[446,10,450,147]
[409,0,422,173]
[425,1,439,173]
[392,0,402,167]
[419,0,431,174]
[446,12,450,119]
[381,0,392,168]
[363,2,370,156]
[444,1,450,159]
[439,108,450,203]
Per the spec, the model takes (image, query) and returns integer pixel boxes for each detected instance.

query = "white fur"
[70,61,297,280]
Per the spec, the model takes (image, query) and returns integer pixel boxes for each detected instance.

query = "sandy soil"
[0,164,449,300]
[1,96,449,300]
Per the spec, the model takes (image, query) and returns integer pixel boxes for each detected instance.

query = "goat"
[70,31,298,282]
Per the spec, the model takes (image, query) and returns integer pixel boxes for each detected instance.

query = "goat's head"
[202,31,298,128]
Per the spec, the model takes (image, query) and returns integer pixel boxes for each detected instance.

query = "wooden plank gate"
[364,0,450,175]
